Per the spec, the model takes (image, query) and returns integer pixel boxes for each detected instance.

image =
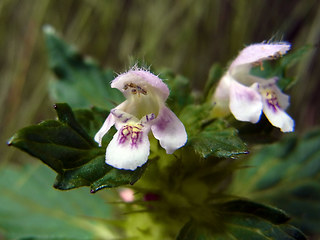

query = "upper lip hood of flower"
[111,69,170,101]
[212,42,294,132]
[229,42,291,71]
[94,68,187,171]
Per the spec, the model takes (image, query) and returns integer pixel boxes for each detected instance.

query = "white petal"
[230,43,291,70]
[111,109,139,126]
[151,106,187,154]
[229,80,263,123]
[105,126,150,170]
[274,88,290,110]
[94,113,115,147]
[260,78,290,110]
[140,113,156,125]
[211,74,232,117]
[111,69,170,101]
[263,103,294,132]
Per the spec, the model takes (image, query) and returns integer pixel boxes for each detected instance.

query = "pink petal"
[111,69,170,101]
[94,113,115,147]
[229,81,263,123]
[258,80,294,132]
[230,43,291,70]
[151,106,187,154]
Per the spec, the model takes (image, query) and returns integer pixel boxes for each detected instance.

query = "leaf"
[73,107,115,140]
[180,105,247,158]
[44,25,124,110]
[159,69,194,114]
[231,128,320,236]
[8,103,146,192]
[190,121,248,158]
[0,164,117,239]
[177,199,307,240]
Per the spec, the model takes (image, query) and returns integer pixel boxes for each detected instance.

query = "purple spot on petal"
[156,114,171,131]
[238,90,256,102]
[264,90,280,113]
[123,117,131,123]
[118,124,144,148]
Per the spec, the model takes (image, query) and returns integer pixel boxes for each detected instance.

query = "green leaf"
[180,104,247,158]
[159,69,194,114]
[231,128,320,236]
[44,25,124,110]
[0,164,117,239]
[8,103,146,192]
[190,120,248,158]
[73,107,115,140]
[177,199,306,240]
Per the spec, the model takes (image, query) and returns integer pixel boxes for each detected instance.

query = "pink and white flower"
[94,69,187,170]
[212,42,294,132]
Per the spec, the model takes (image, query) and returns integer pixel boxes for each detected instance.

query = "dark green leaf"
[73,107,115,140]
[159,69,194,114]
[190,121,248,158]
[231,128,320,235]
[9,103,146,192]
[44,25,124,110]
[218,199,289,224]
[177,199,306,240]
[90,163,148,193]
[180,104,247,158]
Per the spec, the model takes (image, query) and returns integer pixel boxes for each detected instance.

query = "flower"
[119,188,135,202]
[212,42,294,132]
[94,68,187,170]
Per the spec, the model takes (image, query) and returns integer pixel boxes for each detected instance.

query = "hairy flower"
[94,69,187,170]
[212,42,294,132]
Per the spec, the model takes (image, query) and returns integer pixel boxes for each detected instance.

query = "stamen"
[123,82,148,96]
[270,51,283,60]
[252,61,264,71]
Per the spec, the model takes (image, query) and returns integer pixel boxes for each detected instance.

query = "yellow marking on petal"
[260,88,279,111]
[119,123,145,147]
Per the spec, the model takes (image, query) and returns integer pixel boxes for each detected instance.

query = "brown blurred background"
[1,0,320,167]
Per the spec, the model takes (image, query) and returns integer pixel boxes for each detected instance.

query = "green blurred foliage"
[0,164,118,239]
[177,200,306,240]
[1,0,320,166]
[230,128,320,236]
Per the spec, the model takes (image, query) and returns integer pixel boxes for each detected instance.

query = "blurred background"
[0,0,319,238]
[1,0,320,166]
